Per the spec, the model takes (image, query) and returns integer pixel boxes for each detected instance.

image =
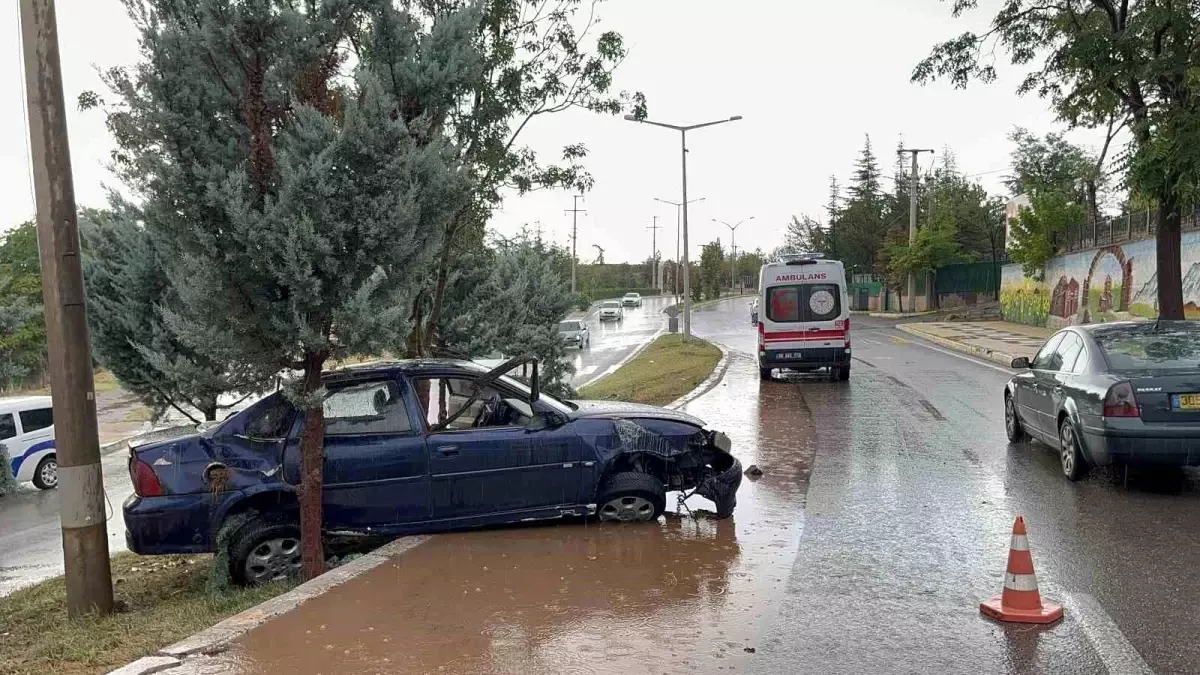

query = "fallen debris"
[744,464,764,478]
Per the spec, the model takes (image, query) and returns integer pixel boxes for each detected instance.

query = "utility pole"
[20,0,113,617]
[564,195,586,294]
[646,216,661,290]
[898,148,933,313]
[627,114,743,342]
[654,196,706,303]
[714,217,754,293]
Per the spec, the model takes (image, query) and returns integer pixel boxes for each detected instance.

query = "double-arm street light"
[626,114,742,341]
[654,196,705,301]
[713,217,754,291]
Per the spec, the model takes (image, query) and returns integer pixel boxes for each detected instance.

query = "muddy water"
[222,356,815,674]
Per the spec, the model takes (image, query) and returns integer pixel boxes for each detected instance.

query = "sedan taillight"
[131,458,165,497]
[1103,381,1140,418]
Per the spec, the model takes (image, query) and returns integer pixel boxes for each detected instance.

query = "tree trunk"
[1155,195,1185,320]
[297,351,328,581]
[1085,180,1100,230]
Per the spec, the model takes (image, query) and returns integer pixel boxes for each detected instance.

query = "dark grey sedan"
[1004,320,1200,480]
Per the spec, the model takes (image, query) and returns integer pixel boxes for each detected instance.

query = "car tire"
[1058,417,1088,482]
[1004,393,1026,442]
[759,367,772,381]
[595,472,666,523]
[229,515,304,586]
[836,364,850,381]
[31,455,57,490]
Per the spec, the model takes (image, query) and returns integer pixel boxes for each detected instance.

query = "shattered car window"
[244,396,296,439]
[324,380,412,435]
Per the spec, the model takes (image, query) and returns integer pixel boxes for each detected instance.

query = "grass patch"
[0,552,293,675]
[577,334,721,407]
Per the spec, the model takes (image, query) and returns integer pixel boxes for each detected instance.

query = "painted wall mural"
[1001,230,1200,327]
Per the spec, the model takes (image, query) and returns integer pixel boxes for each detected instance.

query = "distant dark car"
[123,358,741,585]
[1004,321,1200,480]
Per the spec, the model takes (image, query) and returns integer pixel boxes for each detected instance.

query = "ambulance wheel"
[835,364,850,381]
[759,367,772,381]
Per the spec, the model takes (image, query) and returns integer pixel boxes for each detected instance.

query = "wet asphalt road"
[0,297,670,597]
[194,298,1200,674]
[568,294,675,388]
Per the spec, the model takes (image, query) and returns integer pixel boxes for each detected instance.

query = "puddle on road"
[224,356,820,674]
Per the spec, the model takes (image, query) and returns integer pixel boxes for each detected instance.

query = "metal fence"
[1056,207,1200,253]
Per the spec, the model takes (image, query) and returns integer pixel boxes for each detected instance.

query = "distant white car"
[0,396,57,489]
[557,319,590,348]
[622,292,643,308]
[598,301,623,322]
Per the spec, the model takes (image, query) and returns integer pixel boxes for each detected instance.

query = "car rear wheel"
[32,455,57,490]
[229,516,303,586]
[833,364,850,382]
[1058,418,1087,482]
[596,472,665,523]
[1004,394,1025,442]
[759,367,772,381]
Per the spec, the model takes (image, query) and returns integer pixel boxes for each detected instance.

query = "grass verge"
[577,333,721,407]
[0,552,293,675]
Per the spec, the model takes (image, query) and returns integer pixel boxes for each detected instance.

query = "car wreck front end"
[570,401,742,517]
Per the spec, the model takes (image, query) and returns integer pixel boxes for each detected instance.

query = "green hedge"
[584,287,660,300]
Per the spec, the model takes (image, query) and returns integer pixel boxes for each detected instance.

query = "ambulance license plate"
[777,352,803,360]
[1173,393,1200,410]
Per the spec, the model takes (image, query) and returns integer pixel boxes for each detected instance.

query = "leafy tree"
[407,0,646,354]
[0,222,45,388]
[786,214,829,255]
[91,0,476,579]
[697,240,725,301]
[81,206,254,422]
[913,0,1200,319]
[1008,192,1087,280]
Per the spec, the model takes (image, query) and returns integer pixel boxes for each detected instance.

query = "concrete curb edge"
[896,323,1020,368]
[667,343,731,411]
[108,536,430,675]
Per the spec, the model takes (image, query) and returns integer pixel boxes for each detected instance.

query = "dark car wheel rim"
[40,459,57,488]
[1060,424,1077,476]
[245,537,301,584]
[1005,398,1017,437]
[599,496,655,522]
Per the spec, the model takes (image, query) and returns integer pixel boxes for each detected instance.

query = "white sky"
[1,0,1107,263]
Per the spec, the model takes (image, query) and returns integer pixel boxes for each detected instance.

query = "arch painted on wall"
[1080,245,1132,322]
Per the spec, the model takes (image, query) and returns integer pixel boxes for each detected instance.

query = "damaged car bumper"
[695,431,741,517]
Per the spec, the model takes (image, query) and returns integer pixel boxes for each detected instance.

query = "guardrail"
[1056,207,1200,253]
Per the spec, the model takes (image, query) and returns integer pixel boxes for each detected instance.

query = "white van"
[0,396,57,489]
[757,255,852,381]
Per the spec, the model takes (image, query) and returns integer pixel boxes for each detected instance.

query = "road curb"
[661,294,754,316]
[667,343,731,411]
[109,536,429,674]
[896,324,1020,368]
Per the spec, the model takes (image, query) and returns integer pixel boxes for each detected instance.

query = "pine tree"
[90,0,478,579]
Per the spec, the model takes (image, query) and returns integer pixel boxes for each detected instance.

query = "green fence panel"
[935,261,1002,295]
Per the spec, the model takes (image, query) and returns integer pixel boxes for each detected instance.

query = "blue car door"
[285,375,430,530]
[412,374,584,521]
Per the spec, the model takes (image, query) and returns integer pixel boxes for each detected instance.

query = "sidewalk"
[896,320,1052,367]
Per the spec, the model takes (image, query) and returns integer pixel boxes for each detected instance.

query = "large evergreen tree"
[90,0,477,579]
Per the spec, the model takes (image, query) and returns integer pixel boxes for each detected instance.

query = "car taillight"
[1103,381,1140,418]
[844,317,851,347]
[131,458,165,497]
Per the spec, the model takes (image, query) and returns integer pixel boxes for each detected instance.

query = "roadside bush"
[576,294,593,312]
[206,511,254,595]
[0,447,17,496]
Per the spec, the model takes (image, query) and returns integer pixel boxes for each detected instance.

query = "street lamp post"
[713,217,754,293]
[627,114,742,341]
[654,196,705,302]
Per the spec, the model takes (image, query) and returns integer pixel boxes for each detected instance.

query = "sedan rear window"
[558,321,581,332]
[1094,324,1200,371]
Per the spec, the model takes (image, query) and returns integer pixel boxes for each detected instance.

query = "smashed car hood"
[568,400,704,427]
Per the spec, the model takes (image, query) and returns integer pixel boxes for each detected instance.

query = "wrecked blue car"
[123,357,741,585]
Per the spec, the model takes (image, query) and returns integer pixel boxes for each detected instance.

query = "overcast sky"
[2,0,1106,263]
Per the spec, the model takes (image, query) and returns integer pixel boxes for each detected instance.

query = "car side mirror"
[1011,357,1031,369]
[528,410,566,431]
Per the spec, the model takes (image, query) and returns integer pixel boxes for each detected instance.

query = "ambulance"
[756,254,851,381]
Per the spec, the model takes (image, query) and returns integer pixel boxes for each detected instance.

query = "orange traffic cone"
[980,516,1063,624]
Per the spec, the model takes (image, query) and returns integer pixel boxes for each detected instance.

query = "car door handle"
[436,446,460,457]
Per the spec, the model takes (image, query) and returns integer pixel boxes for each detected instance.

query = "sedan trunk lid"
[1123,371,1200,423]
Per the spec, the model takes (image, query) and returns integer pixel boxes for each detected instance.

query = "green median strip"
[577,333,721,407]
[0,552,293,675]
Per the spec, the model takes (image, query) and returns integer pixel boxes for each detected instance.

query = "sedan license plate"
[1173,393,1200,410]
[777,351,803,360]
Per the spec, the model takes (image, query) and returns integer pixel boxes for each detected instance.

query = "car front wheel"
[596,472,666,523]
[32,455,57,490]
[229,516,303,586]
[1058,418,1087,482]
[1005,394,1025,442]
